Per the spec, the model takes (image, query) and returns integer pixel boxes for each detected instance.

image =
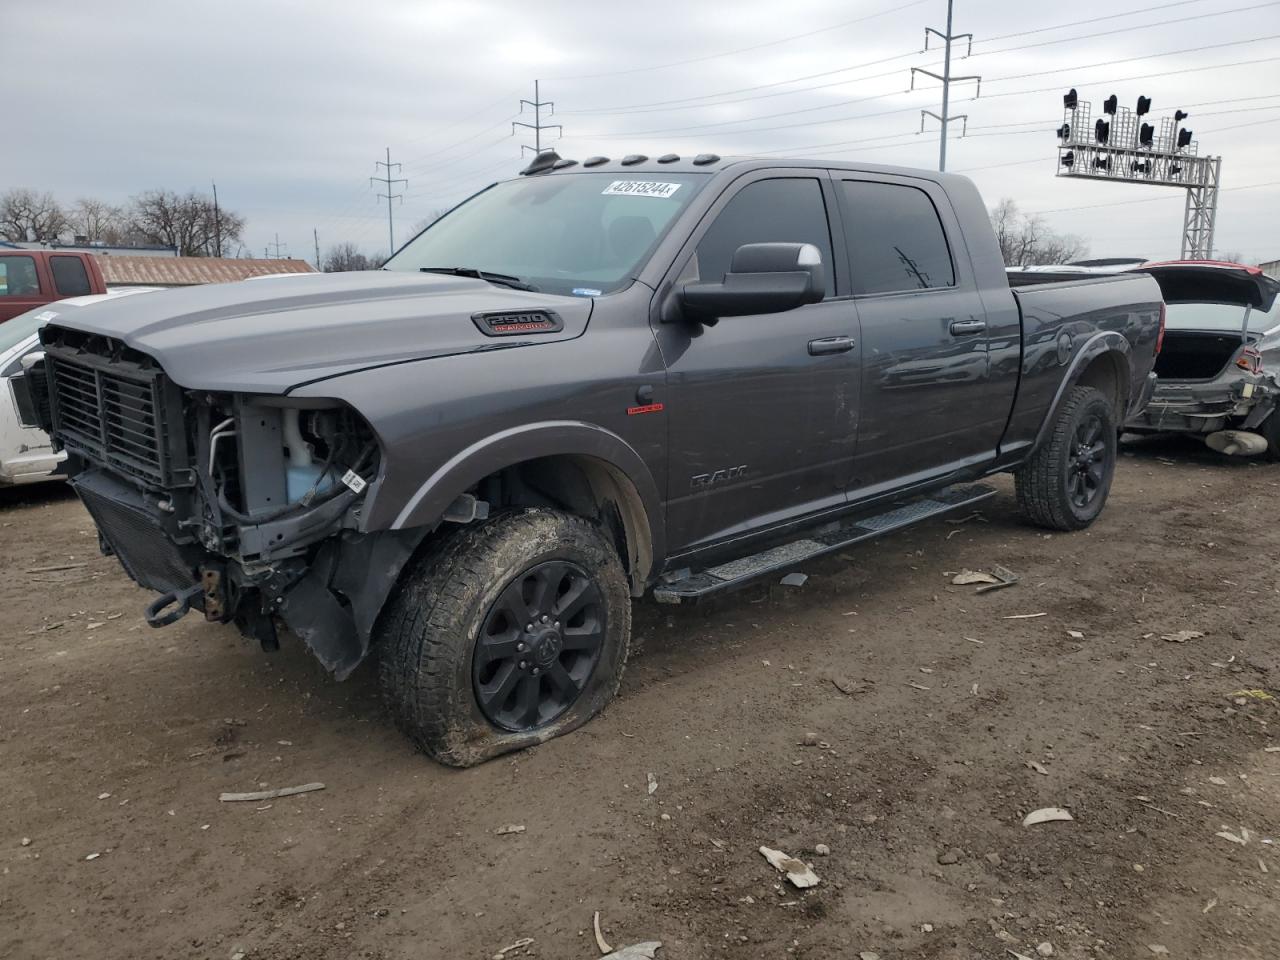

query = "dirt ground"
[3,436,1279,960]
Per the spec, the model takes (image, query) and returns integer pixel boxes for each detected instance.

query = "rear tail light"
[1155,302,1166,355]
[1236,347,1263,374]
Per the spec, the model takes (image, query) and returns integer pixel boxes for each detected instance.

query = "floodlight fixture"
[1139,123,1155,146]
[1136,96,1152,116]
[1064,88,1078,110]
[1103,94,1118,114]
[1057,123,1070,140]
[1095,119,1110,144]
[1060,151,1075,168]
[1177,128,1193,149]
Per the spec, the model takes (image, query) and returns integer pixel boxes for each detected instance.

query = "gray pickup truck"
[32,152,1163,765]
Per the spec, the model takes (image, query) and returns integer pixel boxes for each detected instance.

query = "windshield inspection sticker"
[602,180,682,199]
[572,287,602,297]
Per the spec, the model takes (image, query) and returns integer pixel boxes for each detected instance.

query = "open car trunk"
[1154,331,1248,381]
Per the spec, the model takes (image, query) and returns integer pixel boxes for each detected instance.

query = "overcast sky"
[6,0,1278,264]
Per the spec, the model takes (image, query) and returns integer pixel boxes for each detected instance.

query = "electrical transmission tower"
[371,147,407,257]
[266,233,287,258]
[910,0,981,172]
[512,81,562,156]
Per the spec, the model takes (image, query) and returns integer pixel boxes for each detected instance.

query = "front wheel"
[1015,385,1117,531]
[377,508,631,767]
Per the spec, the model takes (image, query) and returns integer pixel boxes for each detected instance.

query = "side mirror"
[677,242,825,320]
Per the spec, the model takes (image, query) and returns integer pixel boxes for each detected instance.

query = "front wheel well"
[470,455,653,596]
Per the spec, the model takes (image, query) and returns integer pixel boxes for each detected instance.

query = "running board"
[653,482,998,604]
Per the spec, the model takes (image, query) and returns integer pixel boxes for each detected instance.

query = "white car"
[1,287,161,486]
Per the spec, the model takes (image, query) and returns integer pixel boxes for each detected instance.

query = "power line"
[512,81,561,155]
[1031,179,1280,216]
[555,0,1263,121]
[573,35,1280,142]
[370,147,407,257]
[546,0,929,81]
[974,0,1213,46]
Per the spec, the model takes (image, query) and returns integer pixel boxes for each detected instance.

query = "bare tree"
[0,188,69,242]
[322,242,379,272]
[68,198,126,243]
[988,198,1088,267]
[126,189,244,256]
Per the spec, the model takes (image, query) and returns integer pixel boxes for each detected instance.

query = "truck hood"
[39,270,593,393]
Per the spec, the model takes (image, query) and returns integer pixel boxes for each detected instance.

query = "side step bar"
[653,482,998,604]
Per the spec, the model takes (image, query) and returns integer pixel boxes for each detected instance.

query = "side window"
[694,178,835,297]
[0,256,40,297]
[840,180,955,295]
[51,256,92,296]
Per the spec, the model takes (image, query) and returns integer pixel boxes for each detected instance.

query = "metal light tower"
[1055,90,1222,258]
[910,0,981,172]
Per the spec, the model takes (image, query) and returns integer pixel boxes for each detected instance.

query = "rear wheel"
[1259,411,1280,462]
[377,508,630,767]
[1015,386,1117,531]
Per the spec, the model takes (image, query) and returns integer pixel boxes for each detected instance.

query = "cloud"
[8,0,1277,262]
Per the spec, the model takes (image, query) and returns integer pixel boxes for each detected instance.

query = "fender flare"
[1031,331,1132,453]
[390,420,665,579]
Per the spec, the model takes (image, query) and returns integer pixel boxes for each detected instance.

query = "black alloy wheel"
[472,560,606,732]
[1067,414,1110,509]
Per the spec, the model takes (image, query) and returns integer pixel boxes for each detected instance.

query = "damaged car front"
[28,268,592,679]
[1126,261,1280,458]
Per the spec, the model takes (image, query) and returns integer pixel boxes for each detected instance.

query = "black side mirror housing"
[676,242,825,321]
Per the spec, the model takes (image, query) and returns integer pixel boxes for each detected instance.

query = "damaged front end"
[38,326,423,678]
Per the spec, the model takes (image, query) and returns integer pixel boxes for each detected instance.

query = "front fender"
[1031,331,1132,452]
[390,419,665,567]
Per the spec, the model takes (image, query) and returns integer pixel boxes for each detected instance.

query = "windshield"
[1166,299,1280,334]
[0,304,62,354]
[383,172,710,296]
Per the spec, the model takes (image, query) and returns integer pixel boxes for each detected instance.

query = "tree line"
[0,187,245,257]
[989,198,1089,267]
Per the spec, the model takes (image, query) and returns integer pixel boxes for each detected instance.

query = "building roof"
[95,255,314,286]
[5,239,177,256]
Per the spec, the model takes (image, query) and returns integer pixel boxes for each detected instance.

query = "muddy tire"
[1015,385,1117,531]
[376,508,630,767]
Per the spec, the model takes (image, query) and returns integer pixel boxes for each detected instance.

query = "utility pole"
[211,180,222,257]
[910,0,981,172]
[267,233,287,258]
[313,228,322,270]
[371,147,407,257]
[512,81,563,156]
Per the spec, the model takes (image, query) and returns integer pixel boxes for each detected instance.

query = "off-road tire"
[1259,411,1280,462]
[1015,385,1117,531]
[376,508,630,767]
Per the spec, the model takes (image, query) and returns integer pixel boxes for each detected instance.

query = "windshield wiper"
[419,266,539,292]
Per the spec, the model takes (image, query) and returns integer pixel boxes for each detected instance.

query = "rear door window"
[692,178,835,297]
[51,255,92,296]
[0,255,40,297]
[839,180,955,294]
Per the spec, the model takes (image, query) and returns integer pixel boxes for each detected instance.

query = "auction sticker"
[602,181,682,198]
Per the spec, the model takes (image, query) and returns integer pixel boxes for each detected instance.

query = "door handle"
[948,319,987,336]
[808,336,855,356]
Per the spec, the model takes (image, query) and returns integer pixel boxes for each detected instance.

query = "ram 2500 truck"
[34,152,1163,766]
